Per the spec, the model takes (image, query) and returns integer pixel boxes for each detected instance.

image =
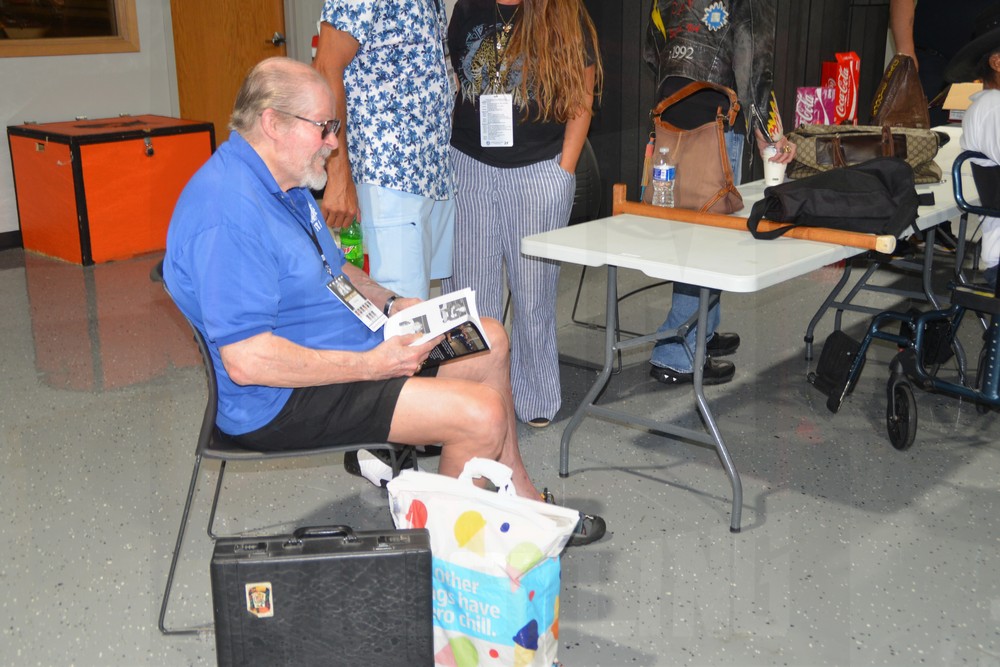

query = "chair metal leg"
[388,446,418,475]
[158,454,208,636]
[571,265,671,337]
[206,460,227,540]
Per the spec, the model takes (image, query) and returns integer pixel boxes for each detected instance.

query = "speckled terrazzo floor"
[1,247,998,666]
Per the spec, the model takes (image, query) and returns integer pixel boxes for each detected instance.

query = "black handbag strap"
[651,80,740,126]
[746,197,795,240]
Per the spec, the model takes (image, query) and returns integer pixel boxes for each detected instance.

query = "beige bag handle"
[651,80,741,127]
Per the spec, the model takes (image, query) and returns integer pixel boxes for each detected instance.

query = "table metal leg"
[693,287,743,533]
[559,266,620,478]
[804,261,854,360]
[558,268,744,532]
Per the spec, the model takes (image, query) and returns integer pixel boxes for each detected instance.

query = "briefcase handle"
[290,525,358,542]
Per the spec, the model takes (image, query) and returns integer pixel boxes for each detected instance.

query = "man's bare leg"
[387,319,540,500]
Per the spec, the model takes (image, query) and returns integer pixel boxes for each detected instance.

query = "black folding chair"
[152,263,415,635]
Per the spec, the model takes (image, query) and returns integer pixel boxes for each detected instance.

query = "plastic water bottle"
[340,219,365,269]
[651,147,676,208]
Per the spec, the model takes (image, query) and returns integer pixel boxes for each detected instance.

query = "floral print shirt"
[321,0,455,200]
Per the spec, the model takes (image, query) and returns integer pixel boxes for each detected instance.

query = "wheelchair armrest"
[953,150,1000,218]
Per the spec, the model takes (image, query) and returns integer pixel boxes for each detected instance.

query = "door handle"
[270,31,286,47]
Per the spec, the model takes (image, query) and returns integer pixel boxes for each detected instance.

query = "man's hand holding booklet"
[328,275,491,368]
[383,288,491,367]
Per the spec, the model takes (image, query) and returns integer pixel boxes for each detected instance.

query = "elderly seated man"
[162,57,605,547]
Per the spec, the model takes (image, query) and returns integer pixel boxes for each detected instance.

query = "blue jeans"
[650,130,743,372]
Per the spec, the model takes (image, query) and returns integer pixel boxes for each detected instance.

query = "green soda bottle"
[341,219,364,269]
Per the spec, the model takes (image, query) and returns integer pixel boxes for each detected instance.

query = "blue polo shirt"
[164,131,384,435]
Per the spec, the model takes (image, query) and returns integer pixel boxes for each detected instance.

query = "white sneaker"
[343,449,394,488]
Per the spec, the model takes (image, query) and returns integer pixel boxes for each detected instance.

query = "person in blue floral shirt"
[314,0,456,300]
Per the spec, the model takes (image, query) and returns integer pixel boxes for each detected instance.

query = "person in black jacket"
[644,0,796,386]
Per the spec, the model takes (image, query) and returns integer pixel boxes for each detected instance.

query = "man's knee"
[465,390,507,458]
[481,318,510,360]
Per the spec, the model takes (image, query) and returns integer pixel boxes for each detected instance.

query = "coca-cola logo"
[835,68,851,116]
[795,91,815,117]
[796,91,816,109]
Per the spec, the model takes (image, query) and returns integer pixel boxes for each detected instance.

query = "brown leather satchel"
[870,54,930,129]
[787,123,942,184]
[642,81,744,214]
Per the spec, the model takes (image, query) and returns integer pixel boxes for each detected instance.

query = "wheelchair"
[809,151,1000,450]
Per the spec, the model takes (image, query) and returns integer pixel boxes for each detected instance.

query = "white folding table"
[521,134,980,533]
[522,214,859,532]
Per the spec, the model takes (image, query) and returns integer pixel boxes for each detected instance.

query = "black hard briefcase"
[210,525,433,667]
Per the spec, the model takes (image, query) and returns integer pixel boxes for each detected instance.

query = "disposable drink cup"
[762,144,786,186]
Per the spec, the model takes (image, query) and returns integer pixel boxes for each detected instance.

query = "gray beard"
[302,168,328,191]
[302,149,332,190]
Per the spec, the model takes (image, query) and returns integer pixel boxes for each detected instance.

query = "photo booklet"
[383,288,491,367]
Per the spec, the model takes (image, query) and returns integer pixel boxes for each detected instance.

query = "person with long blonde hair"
[443,0,603,427]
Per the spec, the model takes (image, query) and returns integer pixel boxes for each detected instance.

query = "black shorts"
[233,368,437,452]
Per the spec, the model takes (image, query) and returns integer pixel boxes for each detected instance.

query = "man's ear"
[258,108,285,141]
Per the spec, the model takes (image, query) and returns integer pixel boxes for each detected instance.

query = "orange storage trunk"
[7,115,215,265]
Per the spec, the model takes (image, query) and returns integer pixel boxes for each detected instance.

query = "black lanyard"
[302,220,335,278]
[276,191,335,278]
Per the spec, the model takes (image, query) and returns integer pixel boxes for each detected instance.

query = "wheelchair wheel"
[975,345,990,415]
[886,379,917,450]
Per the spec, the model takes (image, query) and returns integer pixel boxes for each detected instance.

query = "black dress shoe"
[649,359,735,385]
[706,332,741,357]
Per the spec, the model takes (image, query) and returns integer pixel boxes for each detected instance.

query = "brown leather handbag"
[642,81,744,214]
[869,54,931,129]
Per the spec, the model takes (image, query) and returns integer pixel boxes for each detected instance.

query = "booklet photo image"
[434,320,489,362]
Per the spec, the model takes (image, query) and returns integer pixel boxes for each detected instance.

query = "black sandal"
[541,488,607,547]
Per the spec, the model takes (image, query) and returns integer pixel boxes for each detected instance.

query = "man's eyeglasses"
[274,109,341,139]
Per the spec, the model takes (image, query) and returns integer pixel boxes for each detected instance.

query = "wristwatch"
[383,295,398,316]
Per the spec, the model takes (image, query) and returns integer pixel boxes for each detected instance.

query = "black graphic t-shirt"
[448,0,589,168]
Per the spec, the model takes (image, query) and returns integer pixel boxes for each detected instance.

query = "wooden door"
[170,0,287,140]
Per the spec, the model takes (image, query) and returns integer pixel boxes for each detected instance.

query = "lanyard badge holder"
[480,3,518,148]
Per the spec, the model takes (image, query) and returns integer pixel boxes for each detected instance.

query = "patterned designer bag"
[787,123,942,184]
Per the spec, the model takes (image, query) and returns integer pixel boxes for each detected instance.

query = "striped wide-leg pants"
[442,147,576,423]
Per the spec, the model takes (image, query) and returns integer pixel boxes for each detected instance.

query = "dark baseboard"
[0,231,23,251]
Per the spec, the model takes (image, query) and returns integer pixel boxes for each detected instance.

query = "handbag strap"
[651,80,740,126]
[746,197,795,240]
[881,125,896,157]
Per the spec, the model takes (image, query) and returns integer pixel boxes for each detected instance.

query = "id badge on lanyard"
[480,93,514,147]
[327,274,387,332]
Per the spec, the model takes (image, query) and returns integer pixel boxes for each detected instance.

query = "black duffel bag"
[746,157,919,241]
